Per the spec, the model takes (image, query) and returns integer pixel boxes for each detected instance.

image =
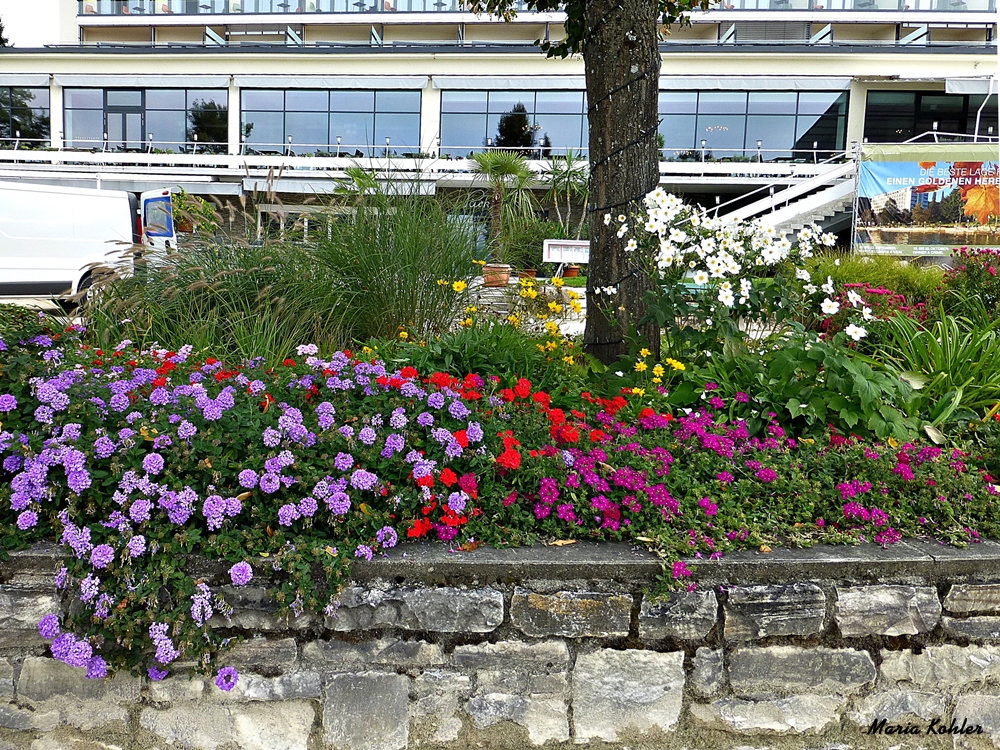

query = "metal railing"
[710,0,994,10]
[79,0,537,15]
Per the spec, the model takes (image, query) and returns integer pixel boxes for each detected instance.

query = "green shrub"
[806,252,944,305]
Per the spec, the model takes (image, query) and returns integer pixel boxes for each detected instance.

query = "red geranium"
[497,448,522,470]
[514,378,532,399]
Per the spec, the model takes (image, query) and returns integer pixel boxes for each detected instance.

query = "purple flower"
[86,655,108,680]
[17,510,38,530]
[127,535,146,558]
[34,405,54,424]
[90,544,115,569]
[326,492,351,515]
[298,495,318,517]
[389,408,408,429]
[51,632,75,660]
[338,425,355,440]
[376,526,398,549]
[238,469,259,489]
[262,427,282,448]
[416,412,434,428]
[466,422,484,443]
[755,468,778,483]
[177,420,197,440]
[277,503,300,526]
[427,392,446,410]
[148,666,169,681]
[80,574,100,602]
[349,469,379,492]
[259,473,281,494]
[38,614,60,640]
[215,666,239,692]
[354,544,374,561]
[0,394,18,412]
[65,639,94,668]
[229,561,253,586]
[448,400,471,420]
[142,453,165,476]
[334,452,354,472]
[358,426,377,445]
[109,393,130,412]
[735,391,750,403]
[446,491,468,513]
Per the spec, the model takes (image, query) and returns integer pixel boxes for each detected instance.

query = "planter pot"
[519,268,537,278]
[562,264,581,278]
[483,263,512,287]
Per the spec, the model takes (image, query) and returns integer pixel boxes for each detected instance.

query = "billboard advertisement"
[854,144,1000,256]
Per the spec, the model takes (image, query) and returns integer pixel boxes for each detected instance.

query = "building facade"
[0,0,995,199]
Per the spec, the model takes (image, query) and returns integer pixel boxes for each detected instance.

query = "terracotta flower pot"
[483,263,511,287]
[519,268,537,278]
[562,264,581,278]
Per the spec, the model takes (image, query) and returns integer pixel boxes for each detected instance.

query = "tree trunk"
[582,0,662,365]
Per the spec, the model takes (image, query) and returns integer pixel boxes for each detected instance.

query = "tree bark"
[582,0,662,365]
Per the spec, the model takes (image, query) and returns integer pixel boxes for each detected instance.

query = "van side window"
[145,198,174,237]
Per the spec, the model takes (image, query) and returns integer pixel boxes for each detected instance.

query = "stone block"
[413,670,472,745]
[880,645,1000,690]
[0,659,13,700]
[219,636,298,673]
[303,637,445,668]
[943,616,1000,641]
[510,588,631,638]
[954,694,1000,738]
[834,585,940,637]
[692,647,725,697]
[329,586,502,633]
[724,583,825,640]
[728,646,875,699]
[464,691,569,746]
[211,671,321,702]
[0,704,60,732]
[691,695,844,734]
[0,586,58,648]
[57,702,129,731]
[147,675,207,703]
[848,690,947,726]
[572,649,685,742]
[452,640,569,670]
[945,584,1000,615]
[17,657,141,703]
[638,590,717,640]
[141,702,314,750]
[324,672,409,750]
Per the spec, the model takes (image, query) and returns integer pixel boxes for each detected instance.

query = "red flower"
[283,358,296,367]
[497,448,522,470]
[376,376,390,387]
[458,473,478,497]
[430,372,455,389]
[499,389,516,402]
[205,357,219,365]
[415,474,435,488]
[439,468,458,487]
[408,518,433,538]
[532,391,551,408]
[589,429,608,442]
[548,409,566,426]
[401,366,418,379]
[503,491,518,507]
[452,430,469,448]
[152,377,167,388]
[514,378,532,399]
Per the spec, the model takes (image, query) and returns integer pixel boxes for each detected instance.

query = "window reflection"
[0,87,51,147]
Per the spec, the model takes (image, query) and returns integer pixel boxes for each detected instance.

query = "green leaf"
[899,371,929,390]
[923,424,946,444]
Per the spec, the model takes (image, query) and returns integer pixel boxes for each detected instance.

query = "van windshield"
[145,198,174,237]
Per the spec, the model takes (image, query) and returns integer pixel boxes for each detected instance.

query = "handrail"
[721,160,855,222]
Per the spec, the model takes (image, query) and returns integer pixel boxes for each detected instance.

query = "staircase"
[720,160,857,237]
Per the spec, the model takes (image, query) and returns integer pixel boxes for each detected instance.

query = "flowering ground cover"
[2,314,1000,690]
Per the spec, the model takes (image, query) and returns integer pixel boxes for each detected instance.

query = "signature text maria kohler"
[867,717,983,736]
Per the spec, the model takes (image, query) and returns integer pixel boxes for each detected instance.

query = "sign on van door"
[141,190,177,251]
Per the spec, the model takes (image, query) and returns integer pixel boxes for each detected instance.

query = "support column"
[846,79,867,148]
[49,80,64,151]
[227,76,241,156]
[420,78,441,157]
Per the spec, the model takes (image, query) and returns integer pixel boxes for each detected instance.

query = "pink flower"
[672,561,692,579]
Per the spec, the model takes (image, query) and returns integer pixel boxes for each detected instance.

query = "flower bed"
[2,318,1000,689]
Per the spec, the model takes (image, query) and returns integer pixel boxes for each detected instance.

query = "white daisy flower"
[821,298,840,315]
[693,270,710,285]
[845,324,867,341]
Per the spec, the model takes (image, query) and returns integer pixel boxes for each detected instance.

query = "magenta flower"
[672,561,692,579]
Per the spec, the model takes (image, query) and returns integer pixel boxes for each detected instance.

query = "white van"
[0,181,177,298]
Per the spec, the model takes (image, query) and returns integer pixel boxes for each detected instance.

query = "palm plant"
[470,150,538,260]
[541,149,590,240]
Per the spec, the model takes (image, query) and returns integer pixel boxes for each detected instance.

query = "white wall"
[0,0,67,47]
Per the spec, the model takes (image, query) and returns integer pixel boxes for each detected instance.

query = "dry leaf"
[236,491,252,501]
[759,545,772,553]
[963,184,1000,225]
[460,540,482,552]
[636,536,655,543]
[359,503,373,516]
[597,462,615,474]
[324,546,337,556]
[549,539,577,546]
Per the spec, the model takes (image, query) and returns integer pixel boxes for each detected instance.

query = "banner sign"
[543,239,590,265]
[854,144,1000,257]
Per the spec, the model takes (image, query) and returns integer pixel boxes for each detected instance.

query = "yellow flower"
[567,290,580,301]
[548,302,563,314]
[518,277,536,288]
[459,317,474,328]
[452,281,468,293]
[398,331,409,340]
[507,313,521,326]
[563,355,575,365]
[545,340,558,351]
[465,305,478,314]
[640,348,651,358]
[631,387,645,396]
[634,361,648,372]
[552,277,565,288]
[436,279,448,286]
[570,302,582,314]
[652,364,665,377]
[536,312,548,320]
[665,358,686,371]
[473,259,487,266]
[544,321,560,335]
[652,377,662,384]
[519,288,538,299]
[536,343,547,353]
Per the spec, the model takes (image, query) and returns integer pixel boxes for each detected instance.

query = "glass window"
[441,91,488,113]
[798,91,846,115]
[441,112,488,155]
[146,89,186,110]
[697,114,746,155]
[106,90,142,108]
[286,111,329,152]
[748,92,797,115]
[376,90,420,113]
[241,90,284,111]
[330,90,374,112]
[796,113,845,152]
[64,109,104,148]
[488,92,532,114]
[19,88,50,109]
[659,92,698,114]
[330,112,374,154]
[745,115,798,158]
[659,114,697,153]
[242,111,284,151]
[187,90,228,109]
[920,95,964,114]
[146,109,187,149]
[534,113,585,152]
[375,112,420,152]
[698,92,748,114]
[286,89,328,112]
[535,91,584,114]
[864,91,916,143]
[64,89,103,109]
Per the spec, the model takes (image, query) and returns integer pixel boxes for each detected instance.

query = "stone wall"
[5,540,1000,749]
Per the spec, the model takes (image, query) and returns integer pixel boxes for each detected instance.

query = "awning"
[433,75,852,91]
[234,75,428,89]
[945,77,996,95]
[0,75,51,87]
[53,75,231,88]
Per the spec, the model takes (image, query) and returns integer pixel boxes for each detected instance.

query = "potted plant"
[563,264,581,278]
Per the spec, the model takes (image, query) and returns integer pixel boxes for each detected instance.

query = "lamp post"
[756,138,762,162]
[700,139,707,162]
[286,135,293,156]
[336,135,341,157]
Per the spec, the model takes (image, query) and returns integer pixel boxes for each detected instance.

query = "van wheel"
[76,274,94,309]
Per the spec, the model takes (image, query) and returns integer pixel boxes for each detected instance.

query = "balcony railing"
[716,0,994,10]
[80,0,536,15]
